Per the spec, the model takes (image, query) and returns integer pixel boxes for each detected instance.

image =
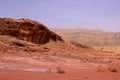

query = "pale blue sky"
[0,0,120,32]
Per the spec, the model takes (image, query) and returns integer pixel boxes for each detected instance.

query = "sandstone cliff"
[0,18,63,44]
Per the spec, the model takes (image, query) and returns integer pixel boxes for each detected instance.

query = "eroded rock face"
[0,18,63,44]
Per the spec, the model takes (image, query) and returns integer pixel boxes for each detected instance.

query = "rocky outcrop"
[0,18,63,44]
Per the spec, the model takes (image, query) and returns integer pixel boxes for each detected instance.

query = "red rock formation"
[0,18,63,44]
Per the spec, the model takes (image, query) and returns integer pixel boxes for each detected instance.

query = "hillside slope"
[0,18,93,58]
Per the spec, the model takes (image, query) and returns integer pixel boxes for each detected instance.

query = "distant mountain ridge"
[51,28,120,46]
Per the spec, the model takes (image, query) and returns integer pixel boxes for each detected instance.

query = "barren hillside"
[0,18,95,62]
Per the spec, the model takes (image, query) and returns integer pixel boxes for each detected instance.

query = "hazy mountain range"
[51,28,120,46]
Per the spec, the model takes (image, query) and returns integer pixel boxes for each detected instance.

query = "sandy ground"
[0,62,120,80]
[0,54,120,80]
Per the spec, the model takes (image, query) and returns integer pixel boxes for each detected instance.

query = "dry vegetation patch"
[97,67,120,73]
[94,46,120,54]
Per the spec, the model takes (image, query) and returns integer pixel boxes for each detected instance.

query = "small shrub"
[97,67,120,73]
[108,68,119,73]
[57,67,66,74]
